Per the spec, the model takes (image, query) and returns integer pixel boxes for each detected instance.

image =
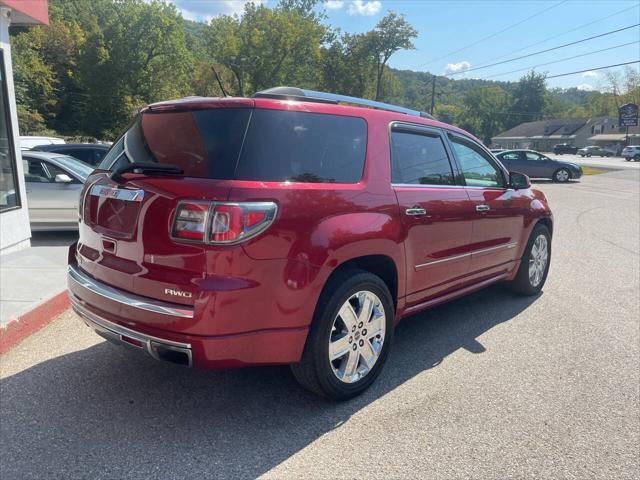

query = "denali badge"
[165,288,193,299]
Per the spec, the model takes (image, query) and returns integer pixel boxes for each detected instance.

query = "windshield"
[53,155,95,179]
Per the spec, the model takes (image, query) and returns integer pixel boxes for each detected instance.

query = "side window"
[525,152,543,161]
[45,163,79,183]
[449,135,505,188]
[23,160,49,183]
[390,129,455,185]
[500,152,520,161]
[65,149,90,162]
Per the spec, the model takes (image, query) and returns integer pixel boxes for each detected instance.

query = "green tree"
[459,86,511,144]
[206,2,327,96]
[369,12,417,100]
[507,71,547,128]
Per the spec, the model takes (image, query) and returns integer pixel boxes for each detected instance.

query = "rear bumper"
[68,265,309,369]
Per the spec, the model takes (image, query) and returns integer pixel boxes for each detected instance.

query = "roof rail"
[252,87,434,120]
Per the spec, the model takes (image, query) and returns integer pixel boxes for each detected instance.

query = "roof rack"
[252,87,434,120]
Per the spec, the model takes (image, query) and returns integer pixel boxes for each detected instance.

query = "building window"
[0,50,19,212]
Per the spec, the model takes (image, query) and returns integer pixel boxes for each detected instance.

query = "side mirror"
[55,173,73,183]
[509,171,531,190]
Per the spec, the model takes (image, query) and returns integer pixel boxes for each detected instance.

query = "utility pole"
[430,75,436,115]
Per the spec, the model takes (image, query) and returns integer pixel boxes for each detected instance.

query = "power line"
[414,0,568,69]
[447,24,640,77]
[469,4,640,70]
[546,61,639,79]
[478,41,639,80]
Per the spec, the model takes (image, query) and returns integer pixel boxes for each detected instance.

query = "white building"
[0,1,48,253]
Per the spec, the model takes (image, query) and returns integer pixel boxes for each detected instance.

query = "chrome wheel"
[555,169,570,182]
[329,291,386,384]
[528,234,548,288]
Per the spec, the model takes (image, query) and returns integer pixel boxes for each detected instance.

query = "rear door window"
[390,129,454,185]
[235,109,366,183]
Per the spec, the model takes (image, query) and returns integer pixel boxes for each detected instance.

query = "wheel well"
[536,217,553,237]
[327,255,398,307]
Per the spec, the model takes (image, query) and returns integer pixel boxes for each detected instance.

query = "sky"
[169,0,640,91]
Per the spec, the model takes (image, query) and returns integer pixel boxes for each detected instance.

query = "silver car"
[22,151,94,231]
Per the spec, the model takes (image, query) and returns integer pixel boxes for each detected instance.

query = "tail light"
[172,201,277,245]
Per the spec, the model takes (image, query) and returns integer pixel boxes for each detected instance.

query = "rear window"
[235,109,366,183]
[101,108,367,183]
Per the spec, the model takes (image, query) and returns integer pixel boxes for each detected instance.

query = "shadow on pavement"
[30,230,79,247]
[0,286,539,479]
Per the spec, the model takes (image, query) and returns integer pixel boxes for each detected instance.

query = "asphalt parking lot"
[1,169,638,479]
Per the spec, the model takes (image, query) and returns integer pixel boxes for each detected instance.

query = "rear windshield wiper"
[110,162,183,182]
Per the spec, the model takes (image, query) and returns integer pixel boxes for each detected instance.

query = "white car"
[622,145,640,162]
[19,136,65,150]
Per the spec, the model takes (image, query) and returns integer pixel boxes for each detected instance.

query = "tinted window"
[390,130,454,185]
[99,136,124,169]
[64,149,91,162]
[236,110,366,183]
[449,135,504,188]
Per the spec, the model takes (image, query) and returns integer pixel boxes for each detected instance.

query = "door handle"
[405,207,427,216]
[475,204,490,212]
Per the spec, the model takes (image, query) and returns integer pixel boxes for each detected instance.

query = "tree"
[507,71,547,129]
[205,2,327,96]
[369,12,417,100]
[459,86,510,144]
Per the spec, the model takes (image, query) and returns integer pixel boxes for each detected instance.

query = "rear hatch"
[75,99,254,325]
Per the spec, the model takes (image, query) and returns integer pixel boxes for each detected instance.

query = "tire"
[507,223,551,296]
[586,153,592,157]
[291,269,394,400]
[634,155,640,162]
[553,168,571,183]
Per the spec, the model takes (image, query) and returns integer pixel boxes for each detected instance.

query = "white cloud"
[325,1,345,9]
[172,0,266,21]
[576,83,594,91]
[582,71,599,79]
[347,0,382,16]
[445,60,471,75]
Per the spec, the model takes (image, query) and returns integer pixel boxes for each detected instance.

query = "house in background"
[491,116,619,152]
[0,1,48,254]
[588,124,640,152]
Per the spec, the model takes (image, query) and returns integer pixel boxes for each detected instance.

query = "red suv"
[68,87,553,399]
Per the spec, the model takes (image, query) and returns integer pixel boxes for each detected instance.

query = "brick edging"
[0,291,70,354]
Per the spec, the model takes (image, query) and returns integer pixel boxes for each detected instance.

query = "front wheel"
[553,168,570,182]
[506,223,551,295]
[291,269,394,400]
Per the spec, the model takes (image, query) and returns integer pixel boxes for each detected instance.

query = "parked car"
[495,149,582,183]
[22,151,94,231]
[490,148,505,154]
[19,136,65,149]
[621,145,640,161]
[577,146,615,157]
[67,87,553,399]
[552,143,578,155]
[31,143,109,166]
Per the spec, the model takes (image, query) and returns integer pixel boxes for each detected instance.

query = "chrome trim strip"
[70,295,193,367]
[68,264,194,318]
[415,252,471,269]
[90,184,144,202]
[415,242,518,269]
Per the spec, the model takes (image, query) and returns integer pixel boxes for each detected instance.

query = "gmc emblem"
[164,288,193,299]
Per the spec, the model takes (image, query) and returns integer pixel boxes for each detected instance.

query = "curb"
[0,291,70,354]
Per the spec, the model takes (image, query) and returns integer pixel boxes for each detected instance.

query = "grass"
[581,166,610,176]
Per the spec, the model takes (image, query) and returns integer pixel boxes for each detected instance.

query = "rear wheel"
[291,270,394,400]
[507,223,551,295]
[553,168,570,182]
